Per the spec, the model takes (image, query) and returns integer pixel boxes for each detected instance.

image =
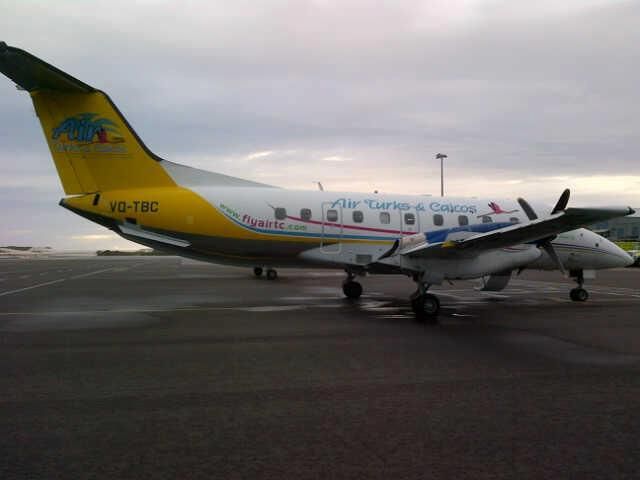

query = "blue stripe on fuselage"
[425,222,513,244]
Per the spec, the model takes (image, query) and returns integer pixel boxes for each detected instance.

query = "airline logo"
[51,113,127,153]
[330,197,478,214]
[477,201,518,218]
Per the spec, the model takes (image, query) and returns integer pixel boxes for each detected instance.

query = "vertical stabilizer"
[0,42,176,194]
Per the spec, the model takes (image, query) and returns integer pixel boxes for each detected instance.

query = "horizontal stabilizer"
[119,223,190,248]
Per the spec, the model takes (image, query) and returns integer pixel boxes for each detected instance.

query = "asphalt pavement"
[1,257,639,479]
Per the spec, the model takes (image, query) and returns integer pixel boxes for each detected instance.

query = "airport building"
[590,209,640,240]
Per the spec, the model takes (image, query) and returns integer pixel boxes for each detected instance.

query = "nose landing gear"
[569,269,589,302]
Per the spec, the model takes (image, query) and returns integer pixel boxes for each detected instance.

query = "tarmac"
[1,257,639,479]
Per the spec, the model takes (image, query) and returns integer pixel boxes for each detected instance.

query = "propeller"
[517,189,570,276]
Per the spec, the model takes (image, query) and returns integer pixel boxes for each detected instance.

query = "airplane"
[0,43,635,323]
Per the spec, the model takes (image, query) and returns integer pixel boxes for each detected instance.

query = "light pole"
[435,153,447,197]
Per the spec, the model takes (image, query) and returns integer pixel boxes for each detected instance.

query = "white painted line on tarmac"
[0,306,240,316]
[0,267,121,297]
[69,267,120,280]
[0,278,66,297]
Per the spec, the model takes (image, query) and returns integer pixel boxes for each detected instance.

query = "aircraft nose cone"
[611,244,634,268]
[620,251,635,268]
[600,236,635,268]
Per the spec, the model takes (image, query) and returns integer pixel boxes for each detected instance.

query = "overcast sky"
[1,0,638,250]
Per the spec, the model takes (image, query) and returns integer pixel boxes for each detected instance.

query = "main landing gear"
[410,279,440,324]
[569,269,589,302]
[342,271,363,299]
[410,274,440,325]
[253,266,278,280]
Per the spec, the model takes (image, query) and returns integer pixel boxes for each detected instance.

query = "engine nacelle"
[401,244,541,283]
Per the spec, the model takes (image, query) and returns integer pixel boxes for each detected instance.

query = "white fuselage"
[177,185,631,277]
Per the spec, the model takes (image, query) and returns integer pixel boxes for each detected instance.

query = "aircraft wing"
[396,206,635,258]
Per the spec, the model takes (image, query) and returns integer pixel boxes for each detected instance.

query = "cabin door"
[320,202,343,253]
[398,207,420,270]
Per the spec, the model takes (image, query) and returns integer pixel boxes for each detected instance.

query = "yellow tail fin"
[0,43,175,194]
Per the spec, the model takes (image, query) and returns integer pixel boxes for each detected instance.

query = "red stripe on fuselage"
[285,215,415,235]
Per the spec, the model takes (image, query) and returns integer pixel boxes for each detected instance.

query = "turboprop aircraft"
[0,43,635,322]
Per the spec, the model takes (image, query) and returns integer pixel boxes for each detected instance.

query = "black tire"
[422,294,440,315]
[411,293,440,324]
[253,267,263,277]
[342,281,363,299]
[266,269,278,280]
[570,287,588,302]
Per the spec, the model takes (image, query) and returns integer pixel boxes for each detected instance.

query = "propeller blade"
[519,190,570,277]
[517,197,538,220]
[542,242,567,277]
[551,188,570,214]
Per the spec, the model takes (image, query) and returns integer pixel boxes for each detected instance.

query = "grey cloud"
[1,1,638,247]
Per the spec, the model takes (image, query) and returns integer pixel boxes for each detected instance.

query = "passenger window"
[481,215,492,223]
[353,210,364,223]
[458,215,468,226]
[275,207,286,220]
[379,212,391,224]
[510,217,519,224]
[300,208,312,221]
[404,213,415,225]
[326,209,338,222]
[433,214,443,226]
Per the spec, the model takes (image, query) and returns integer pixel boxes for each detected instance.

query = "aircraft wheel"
[266,269,278,280]
[253,267,263,277]
[411,293,440,324]
[570,287,588,302]
[342,280,363,299]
